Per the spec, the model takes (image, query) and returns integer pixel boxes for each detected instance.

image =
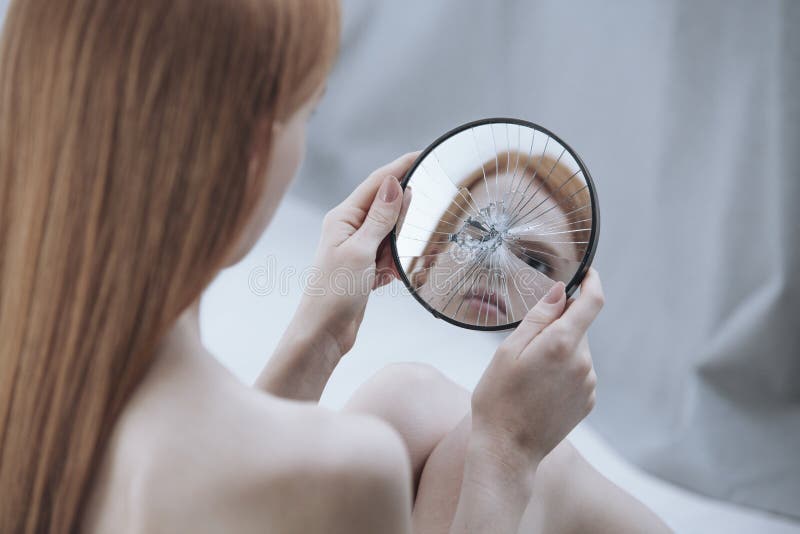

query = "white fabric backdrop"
[290,0,800,518]
[1,0,793,522]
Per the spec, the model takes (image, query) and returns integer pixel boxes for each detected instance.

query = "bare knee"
[346,362,466,416]
[536,439,584,496]
[345,363,470,487]
[370,362,450,393]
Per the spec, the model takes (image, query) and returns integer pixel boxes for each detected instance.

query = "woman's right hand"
[470,268,605,468]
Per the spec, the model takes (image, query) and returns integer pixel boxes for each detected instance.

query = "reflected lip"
[464,286,508,317]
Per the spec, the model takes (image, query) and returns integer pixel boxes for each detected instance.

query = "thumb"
[352,175,403,250]
[502,282,567,355]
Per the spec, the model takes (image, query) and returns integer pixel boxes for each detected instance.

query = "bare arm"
[255,308,343,401]
[448,433,538,534]
[194,407,414,534]
[269,415,414,534]
[256,152,418,401]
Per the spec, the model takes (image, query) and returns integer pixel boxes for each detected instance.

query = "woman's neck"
[175,300,202,342]
[153,299,215,373]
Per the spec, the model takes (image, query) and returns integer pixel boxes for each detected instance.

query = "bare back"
[83,332,411,534]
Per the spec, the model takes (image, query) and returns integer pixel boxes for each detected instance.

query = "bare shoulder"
[95,371,412,534]
[246,401,414,534]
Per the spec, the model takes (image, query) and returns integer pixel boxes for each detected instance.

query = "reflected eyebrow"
[513,239,561,261]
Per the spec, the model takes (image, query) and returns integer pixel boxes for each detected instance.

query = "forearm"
[255,317,342,402]
[449,433,539,534]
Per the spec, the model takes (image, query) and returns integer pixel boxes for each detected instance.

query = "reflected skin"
[410,164,589,326]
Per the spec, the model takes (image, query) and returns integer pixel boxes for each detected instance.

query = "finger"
[501,281,567,356]
[575,335,590,356]
[557,268,605,336]
[579,339,596,390]
[373,238,399,289]
[585,366,597,391]
[352,175,403,250]
[375,237,400,275]
[586,389,597,414]
[375,187,411,281]
[342,151,421,211]
[396,185,413,232]
[573,339,593,378]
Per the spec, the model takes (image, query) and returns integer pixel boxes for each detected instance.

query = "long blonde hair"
[0,0,339,531]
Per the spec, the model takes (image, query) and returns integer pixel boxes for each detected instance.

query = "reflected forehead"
[465,172,559,207]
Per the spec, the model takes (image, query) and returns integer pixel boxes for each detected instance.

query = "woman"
[0,0,669,532]
[405,150,593,326]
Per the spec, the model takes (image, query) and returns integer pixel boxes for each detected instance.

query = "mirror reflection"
[393,120,598,330]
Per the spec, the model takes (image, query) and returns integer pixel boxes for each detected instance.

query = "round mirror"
[391,118,599,330]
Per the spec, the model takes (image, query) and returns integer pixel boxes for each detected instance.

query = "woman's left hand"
[295,151,418,355]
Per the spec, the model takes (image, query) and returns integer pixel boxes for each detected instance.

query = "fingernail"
[379,175,399,203]
[544,282,564,304]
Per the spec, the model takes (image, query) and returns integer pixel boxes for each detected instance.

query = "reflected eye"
[508,239,556,278]
[523,254,551,276]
